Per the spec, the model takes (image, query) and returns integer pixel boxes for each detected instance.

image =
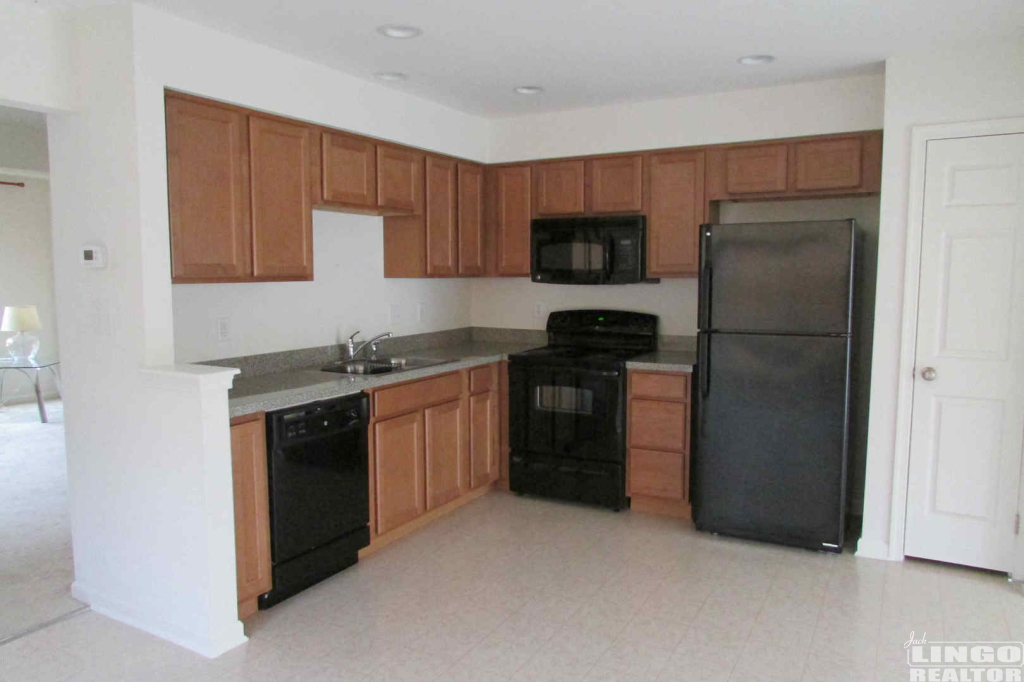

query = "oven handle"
[548,367,620,378]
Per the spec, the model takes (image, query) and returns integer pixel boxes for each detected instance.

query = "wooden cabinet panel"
[724,144,788,194]
[793,137,863,191]
[249,116,313,279]
[629,448,685,500]
[496,166,532,276]
[535,160,585,215]
[425,399,468,510]
[469,390,499,489]
[629,371,690,402]
[378,145,424,212]
[469,364,496,394]
[589,155,643,213]
[321,132,377,207]
[629,399,689,453]
[425,156,458,277]
[647,150,704,277]
[457,163,485,276]
[374,411,426,534]
[166,96,252,281]
[373,372,463,420]
[230,416,271,619]
[499,361,510,487]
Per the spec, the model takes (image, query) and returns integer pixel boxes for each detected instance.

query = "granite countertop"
[626,350,696,372]
[223,341,540,418]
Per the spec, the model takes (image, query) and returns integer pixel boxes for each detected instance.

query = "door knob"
[921,367,937,381]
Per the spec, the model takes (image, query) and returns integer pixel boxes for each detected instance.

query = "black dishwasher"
[258,392,370,609]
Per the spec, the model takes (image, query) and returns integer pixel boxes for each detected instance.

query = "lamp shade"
[1,306,42,332]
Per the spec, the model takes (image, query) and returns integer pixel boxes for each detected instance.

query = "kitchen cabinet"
[534,160,585,215]
[374,410,427,535]
[627,370,691,518]
[588,155,643,214]
[723,143,789,194]
[498,361,510,490]
[229,414,272,619]
[424,399,468,510]
[646,150,705,277]
[792,136,864,191]
[493,165,532,276]
[166,96,252,282]
[320,131,377,208]
[457,162,486,276]
[469,364,499,489]
[249,116,314,279]
[377,145,424,212]
[425,156,459,277]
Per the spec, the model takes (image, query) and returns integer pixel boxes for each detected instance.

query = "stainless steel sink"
[320,356,450,375]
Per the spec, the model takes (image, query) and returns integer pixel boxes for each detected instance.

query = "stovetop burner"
[509,309,658,369]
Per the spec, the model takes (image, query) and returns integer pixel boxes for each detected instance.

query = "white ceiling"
[33,0,1024,117]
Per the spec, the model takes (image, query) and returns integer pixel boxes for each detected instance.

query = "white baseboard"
[855,537,895,561]
[70,581,247,658]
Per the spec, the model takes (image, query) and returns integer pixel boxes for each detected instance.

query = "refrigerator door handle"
[699,333,710,396]
[698,225,712,330]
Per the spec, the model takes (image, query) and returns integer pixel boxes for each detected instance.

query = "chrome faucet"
[347,331,393,360]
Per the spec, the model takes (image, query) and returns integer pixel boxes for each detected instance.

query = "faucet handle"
[348,330,361,342]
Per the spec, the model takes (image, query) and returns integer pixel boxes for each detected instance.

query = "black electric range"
[508,310,658,510]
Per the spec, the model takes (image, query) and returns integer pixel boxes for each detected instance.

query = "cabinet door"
[425,399,468,510]
[793,137,863,191]
[166,96,252,281]
[321,132,377,207]
[496,166,532,276]
[629,448,685,500]
[535,160,585,215]
[470,390,499,489]
[647,150,704,277]
[589,155,643,213]
[249,116,313,279]
[629,399,689,452]
[230,418,271,617]
[377,145,424,212]
[458,162,485,276]
[425,156,458,277]
[374,411,426,535]
[724,144,788,194]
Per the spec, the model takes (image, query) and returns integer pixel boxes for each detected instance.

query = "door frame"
[888,116,1024,573]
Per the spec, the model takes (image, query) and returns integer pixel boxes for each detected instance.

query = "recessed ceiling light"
[514,86,544,95]
[375,71,408,81]
[377,24,422,39]
[738,54,776,66]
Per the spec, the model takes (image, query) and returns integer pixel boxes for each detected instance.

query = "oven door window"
[536,385,594,414]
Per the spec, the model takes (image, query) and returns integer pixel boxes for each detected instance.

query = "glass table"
[0,355,62,423]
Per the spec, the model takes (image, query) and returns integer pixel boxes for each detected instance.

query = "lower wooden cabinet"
[469,388,499,489]
[425,399,468,509]
[627,370,692,518]
[374,410,427,534]
[229,414,272,619]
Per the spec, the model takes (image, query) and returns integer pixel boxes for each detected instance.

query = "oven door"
[509,363,626,462]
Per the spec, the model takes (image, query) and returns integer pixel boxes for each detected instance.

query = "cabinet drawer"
[629,399,689,452]
[373,372,462,420]
[629,371,689,402]
[469,364,496,394]
[629,448,684,500]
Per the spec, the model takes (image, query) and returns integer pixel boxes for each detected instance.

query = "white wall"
[858,38,1024,560]
[488,73,885,162]
[174,212,472,363]
[0,174,60,403]
[0,121,50,172]
[0,2,74,113]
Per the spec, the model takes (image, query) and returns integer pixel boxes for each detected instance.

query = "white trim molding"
[887,116,1024,566]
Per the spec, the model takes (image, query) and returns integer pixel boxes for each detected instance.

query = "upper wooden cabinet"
[377,145,424,212]
[724,143,789,194]
[535,160,585,215]
[249,116,314,280]
[792,136,863,191]
[320,131,377,208]
[425,156,458,277]
[494,165,533,276]
[457,163,485,276]
[166,96,252,282]
[588,155,643,213]
[646,150,705,277]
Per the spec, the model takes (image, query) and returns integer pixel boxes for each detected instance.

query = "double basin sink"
[320,356,450,376]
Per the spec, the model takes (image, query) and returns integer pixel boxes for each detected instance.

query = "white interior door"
[904,133,1024,572]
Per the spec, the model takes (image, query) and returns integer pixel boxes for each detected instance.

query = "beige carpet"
[0,400,83,641]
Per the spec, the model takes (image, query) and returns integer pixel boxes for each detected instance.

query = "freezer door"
[693,332,850,550]
[700,220,854,334]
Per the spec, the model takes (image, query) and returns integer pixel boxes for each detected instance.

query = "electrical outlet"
[215,317,230,342]
[389,303,403,325]
[533,301,546,320]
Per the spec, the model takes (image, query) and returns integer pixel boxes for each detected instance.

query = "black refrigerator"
[692,220,854,552]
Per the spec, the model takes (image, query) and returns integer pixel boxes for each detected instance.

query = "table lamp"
[1,305,42,361]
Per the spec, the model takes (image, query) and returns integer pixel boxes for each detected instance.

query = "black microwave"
[531,215,646,284]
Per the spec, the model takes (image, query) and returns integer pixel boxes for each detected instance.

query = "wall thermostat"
[81,244,106,269]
